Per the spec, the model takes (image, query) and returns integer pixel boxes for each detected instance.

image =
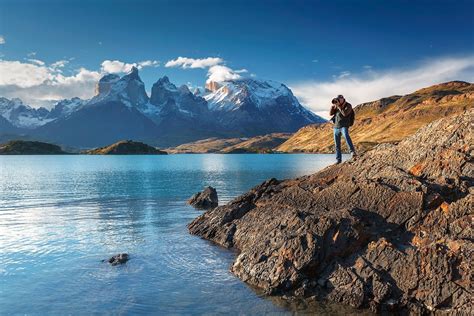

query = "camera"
[332,98,339,105]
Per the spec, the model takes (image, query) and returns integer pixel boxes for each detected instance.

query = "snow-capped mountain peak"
[204,78,293,111]
[47,97,87,119]
[203,78,325,132]
[0,97,54,128]
[90,67,149,108]
[148,76,208,120]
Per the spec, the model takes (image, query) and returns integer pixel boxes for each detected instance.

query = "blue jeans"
[334,127,355,162]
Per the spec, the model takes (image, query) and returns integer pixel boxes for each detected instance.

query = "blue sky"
[0,0,473,116]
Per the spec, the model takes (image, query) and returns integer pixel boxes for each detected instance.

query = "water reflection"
[0,154,357,315]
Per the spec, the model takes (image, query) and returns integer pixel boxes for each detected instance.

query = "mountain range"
[0,67,325,148]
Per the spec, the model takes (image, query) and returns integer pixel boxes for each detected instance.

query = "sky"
[0,0,473,117]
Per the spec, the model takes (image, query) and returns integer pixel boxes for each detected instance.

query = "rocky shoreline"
[189,110,473,313]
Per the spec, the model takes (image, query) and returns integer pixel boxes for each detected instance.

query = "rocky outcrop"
[95,74,120,95]
[189,109,474,313]
[188,186,218,209]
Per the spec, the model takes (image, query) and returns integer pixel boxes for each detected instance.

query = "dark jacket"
[330,102,353,128]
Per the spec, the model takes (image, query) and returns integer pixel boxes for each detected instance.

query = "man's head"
[337,94,345,103]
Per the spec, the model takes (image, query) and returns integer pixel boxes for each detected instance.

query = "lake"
[0,154,357,315]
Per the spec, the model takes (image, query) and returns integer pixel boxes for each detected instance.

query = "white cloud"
[0,60,53,88]
[290,56,474,119]
[27,52,37,57]
[101,59,159,73]
[0,60,101,105]
[26,58,45,66]
[166,56,247,83]
[207,65,243,83]
[0,35,5,44]
[0,57,161,106]
[337,71,351,79]
[165,56,223,69]
[137,60,159,68]
[51,60,69,68]
[234,69,248,74]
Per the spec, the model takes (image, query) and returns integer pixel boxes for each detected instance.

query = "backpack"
[348,108,355,126]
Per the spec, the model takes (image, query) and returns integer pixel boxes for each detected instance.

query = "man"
[329,94,356,164]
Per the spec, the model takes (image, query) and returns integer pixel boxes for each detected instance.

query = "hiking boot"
[351,151,357,159]
[334,160,342,165]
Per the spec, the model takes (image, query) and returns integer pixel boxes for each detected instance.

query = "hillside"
[85,140,167,155]
[277,81,473,152]
[189,109,473,313]
[167,133,291,153]
[0,140,68,154]
[221,133,291,153]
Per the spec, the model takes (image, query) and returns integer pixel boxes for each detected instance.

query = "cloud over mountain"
[165,57,223,69]
[166,56,247,83]
[0,58,159,106]
[101,59,159,74]
[290,56,474,119]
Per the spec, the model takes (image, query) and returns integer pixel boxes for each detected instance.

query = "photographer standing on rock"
[330,95,356,164]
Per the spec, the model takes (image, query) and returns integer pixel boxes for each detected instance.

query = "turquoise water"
[0,154,345,315]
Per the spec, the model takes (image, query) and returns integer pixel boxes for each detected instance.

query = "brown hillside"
[277,81,473,153]
[85,140,167,155]
[167,133,291,154]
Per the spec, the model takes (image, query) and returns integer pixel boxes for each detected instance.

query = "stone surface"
[106,253,129,266]
[188,186,218,210]
[189,109,474,313]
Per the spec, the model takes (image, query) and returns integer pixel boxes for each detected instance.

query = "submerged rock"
[188,109,474,314]
[188,186,218,209]
[106,253,129,266]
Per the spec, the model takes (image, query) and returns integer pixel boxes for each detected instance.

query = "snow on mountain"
[0,97,53,128]
[47,97,87,119]
[204,78,324,122]
[0,96,87,129]
[89,66,149,109]
[148,76,208,120]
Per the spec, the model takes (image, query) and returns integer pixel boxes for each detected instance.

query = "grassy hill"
[85,140,167,155]
[277,81,473,153]
[167,133,291,153]
[0,140,69,155]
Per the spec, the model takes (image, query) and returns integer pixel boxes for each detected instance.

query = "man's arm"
[329,105,337,116]
[338,103,352,117]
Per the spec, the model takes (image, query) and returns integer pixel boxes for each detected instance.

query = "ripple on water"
[0,154,356,314]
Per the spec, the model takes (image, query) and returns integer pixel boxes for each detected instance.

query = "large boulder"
[189,109,474,314]
[188,186,218,209]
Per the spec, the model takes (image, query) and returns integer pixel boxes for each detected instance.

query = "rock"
[188,186,218,209]
[188,109,474,313]
[106,253,129,266]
